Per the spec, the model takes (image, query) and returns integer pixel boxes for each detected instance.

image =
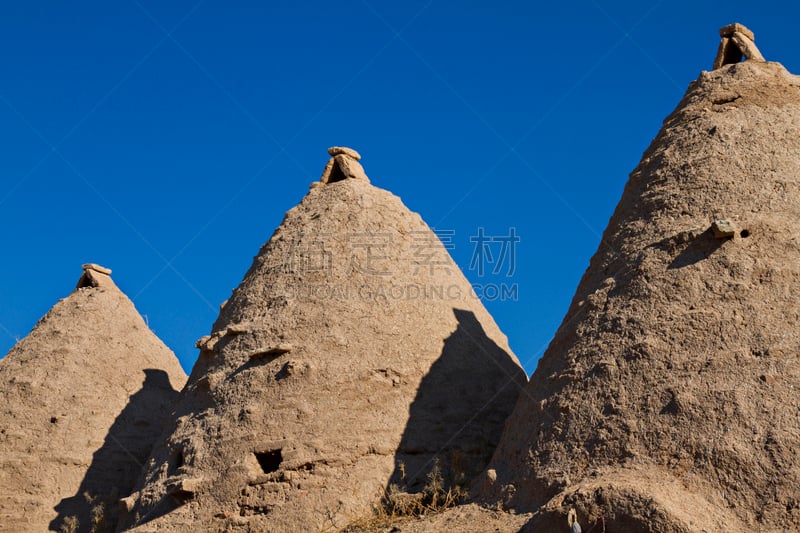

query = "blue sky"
[1,1,798,375]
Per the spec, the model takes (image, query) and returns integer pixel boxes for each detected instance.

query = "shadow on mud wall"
[387,308,527,495]
[50,369,179,533]
[667,228,727,270]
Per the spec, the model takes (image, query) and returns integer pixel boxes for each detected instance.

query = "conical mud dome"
[0,264,186,532]
[481,28,800,532]
[122,149,527,531]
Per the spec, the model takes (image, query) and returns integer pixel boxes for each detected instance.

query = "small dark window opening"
[740,229,751,238]
[255,449,283,474]
[722,44,743,67]
[76,273,95,289]
[167,449,186,476]
[327,161,347,183]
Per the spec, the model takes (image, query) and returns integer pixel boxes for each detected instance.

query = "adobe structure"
[120,148,527,531]
[478,23,800,532]
[0,265,186,532]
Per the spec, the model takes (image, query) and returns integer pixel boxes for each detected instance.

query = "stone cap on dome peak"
[327,146,361,160]
[713,22,765,70]
[318,146,370,185]
[720,23,754,40]
[76,263,117,290]
[82,263,112,275]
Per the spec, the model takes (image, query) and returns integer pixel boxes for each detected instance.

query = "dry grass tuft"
[59,516,79,533]
[90,501,110,533]
[342,458,467,532]
[77,489,117,533]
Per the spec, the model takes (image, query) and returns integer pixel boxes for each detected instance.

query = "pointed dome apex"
[713,22,766,69]
[76,262,117,290]
[123,155,526,531]
[319,145,369,184]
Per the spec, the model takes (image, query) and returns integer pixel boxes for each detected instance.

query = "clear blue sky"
[1,1,797,375]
